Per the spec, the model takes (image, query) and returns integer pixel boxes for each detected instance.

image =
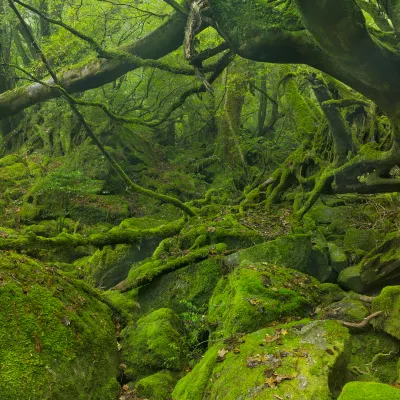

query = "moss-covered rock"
[346,331,400,384]
[359,233,400,290]
[371,286,400,340]
[208,262,320,339]
[328,242,348,272]
[320,297,369,323]
[224,234,333,282]
[173,319,351,400]
[307,205,351,225]
[338,265,365,293]
[0,251,119,399]
[120,308,187,380]
[337,382,400,400]
[135,370,177,400]
[344,228,381,253]
[138,257,222,314]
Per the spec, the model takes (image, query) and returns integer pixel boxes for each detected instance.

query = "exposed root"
[337,311,383,329]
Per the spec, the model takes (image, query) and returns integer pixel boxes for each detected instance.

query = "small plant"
[179,300,209,362]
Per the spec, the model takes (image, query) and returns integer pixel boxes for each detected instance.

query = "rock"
[225,234,312,272]
[0,251,119,399]
[307,205,351,224]
[207,262,320,340]
[338,266,365,293]
[120,308,187,380]
[346,331,400,384]
[359,233,400,290]
[320,297,369,323]
[135,370,177,400]
[138,258,222,314]
[328,242,348,272]
[77,217,170,289]
[337,382,400,400]
[172,320,350,400]
[371,286,400,340]
[344,228,381,253]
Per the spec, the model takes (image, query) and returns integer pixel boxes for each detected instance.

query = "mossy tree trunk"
[215,65,249,187]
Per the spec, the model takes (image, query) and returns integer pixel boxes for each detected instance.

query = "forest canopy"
[2,1,400,399]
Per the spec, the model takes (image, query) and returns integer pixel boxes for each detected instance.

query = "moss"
[344,228,381,252]
[320,297,369,323]
[120,308,187,380]
[338,265,365,293]
[117,244,227,292]
[173,319,350,400]
[346,331,399,384]
[0,154,20,167]
[0,251,119,399]
[135,370,177,400]
[371,286,400,340]
[208,263,320,339]
[338,382,400,399]
[328,242,348,272]
[138,257,222,314]
[224,234,312,273]
[23,220,59,238]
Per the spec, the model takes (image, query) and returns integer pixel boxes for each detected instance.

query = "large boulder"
[207,262,320,340]
[223,234,334,282]
[338,382,400,400]
[0,252,119,399]
[371,286,400,340]
[138,258,222,314]
[173,320,350,400]
[120,308,187,380]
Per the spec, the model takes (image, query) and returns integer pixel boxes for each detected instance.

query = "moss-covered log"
[0,219,185,250]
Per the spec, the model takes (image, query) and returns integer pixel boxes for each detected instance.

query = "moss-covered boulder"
[223,234,333,282]
[359,233,400,290]
[208,262,320,339]
[138,257,222,314]
[344,228,381,253]
[0,251,119,399]
[76,217,171,289]
[319,296,370,324]
[371,286,400,340]
[337,382,400,400]
[346,331,400,384]
[328,242,348,272]
[120,308,187,380]
[135,370,177,400]
[338,265,365,293]
[307,205,351,225]
[173,319,351,400]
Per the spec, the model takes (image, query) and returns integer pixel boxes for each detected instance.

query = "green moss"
[139,257,222,314]
[225,234,312,272]
[371,286,400,340]
[173,319,350,400]
[208,263,320,339]
[338,382,400,399]
[338,265,365,293]
[120,308,187,380]
[347,331,399,384]
[344,228,381,252]
[0,251,119,399]
[135,370,177,400]
[328,242,348,272]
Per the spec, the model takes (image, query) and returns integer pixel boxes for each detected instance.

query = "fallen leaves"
[217,348,228,362]
[34,333,41,353]
[263,328,288,345]
[264,371,297,388]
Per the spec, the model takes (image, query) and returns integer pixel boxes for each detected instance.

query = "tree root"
[337,311,383,329]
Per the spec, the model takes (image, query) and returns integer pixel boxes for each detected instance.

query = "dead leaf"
[264,373,296,388]
[121,384,129,391]
[264,333,280,343]
[217,348,228,362]
[207,226,216,233]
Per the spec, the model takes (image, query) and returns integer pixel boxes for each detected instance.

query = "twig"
[337,311,383,329]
